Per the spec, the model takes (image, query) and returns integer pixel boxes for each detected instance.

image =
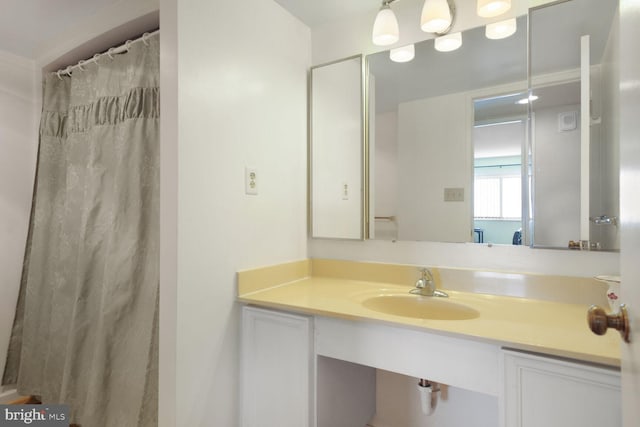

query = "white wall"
[374,112,398,240]
[533,103,581,247]
[309,238,619,277]
[397,93,471,242]
[474,121,524,158]
[317,357,376,427]
[159,0,177,424]
[167,0,310,425]
[370,369,498,427]
[0,50,37,386]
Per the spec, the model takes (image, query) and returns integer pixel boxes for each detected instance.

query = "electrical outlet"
[245,167,258,195]
[444,187,464,202]
[342,182,349,200]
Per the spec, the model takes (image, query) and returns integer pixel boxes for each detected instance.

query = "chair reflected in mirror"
[512,228,522,245]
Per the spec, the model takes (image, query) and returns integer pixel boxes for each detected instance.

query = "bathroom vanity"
[238,259,620,427]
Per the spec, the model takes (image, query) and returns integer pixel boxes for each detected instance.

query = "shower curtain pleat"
[2,35,159,427]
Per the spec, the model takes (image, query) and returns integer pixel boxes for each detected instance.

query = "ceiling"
[0,0,121,59]
[2,0,351,60]
[273,0,377,28]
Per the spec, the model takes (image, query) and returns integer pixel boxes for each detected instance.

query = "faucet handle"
[420,268,434,282]
[412,268,447,297]
[415,268,434,289]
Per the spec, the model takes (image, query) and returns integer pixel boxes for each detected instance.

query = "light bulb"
[390,44,415,62]
[477,0,511,18]
[434,32,462,52]
[485,18,517,39]
[372,5,400,46]
[421,0,452,34]
[517,95,538,105]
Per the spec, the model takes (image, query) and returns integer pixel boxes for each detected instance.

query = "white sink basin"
[362,294,480,320]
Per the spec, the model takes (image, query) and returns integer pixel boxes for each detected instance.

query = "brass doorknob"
[587,304,630,343]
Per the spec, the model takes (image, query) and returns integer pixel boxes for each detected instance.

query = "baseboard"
[0,388,20,404]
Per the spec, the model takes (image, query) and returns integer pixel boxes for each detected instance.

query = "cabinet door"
[241,306,313,427]
[502,349,621,427]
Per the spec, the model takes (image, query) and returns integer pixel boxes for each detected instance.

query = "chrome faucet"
[410,268,448,298]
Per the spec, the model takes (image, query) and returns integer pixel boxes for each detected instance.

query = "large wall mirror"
[367,0,619,251]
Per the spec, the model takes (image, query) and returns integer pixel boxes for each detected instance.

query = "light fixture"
[485,18,517,39]
[390,44,415,62]
[434,32,462,52]
[477,0,511,18]
[517,95,539,104]
[372,0,400,46]
[369,0,512,56]
[421,0,455,34]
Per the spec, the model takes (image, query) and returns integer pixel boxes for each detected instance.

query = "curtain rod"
[55,29,159,78]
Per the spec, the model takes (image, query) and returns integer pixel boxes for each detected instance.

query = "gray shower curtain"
[2,35,159,427]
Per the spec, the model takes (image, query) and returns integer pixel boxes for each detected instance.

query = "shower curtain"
[2,34,159,427]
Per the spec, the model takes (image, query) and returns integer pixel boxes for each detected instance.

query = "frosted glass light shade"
[390,44,415,62]
[434,32,462,52]
[372,6,400,46]
[477,0,511,18]
[485,18,517,39]
[421,0,452,33]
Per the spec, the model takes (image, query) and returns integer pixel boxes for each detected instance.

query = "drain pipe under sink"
[417,379,440,416]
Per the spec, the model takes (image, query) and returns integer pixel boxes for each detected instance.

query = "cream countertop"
[237,259,620,367]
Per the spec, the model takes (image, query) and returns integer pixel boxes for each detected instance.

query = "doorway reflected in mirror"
[473,93,526,245]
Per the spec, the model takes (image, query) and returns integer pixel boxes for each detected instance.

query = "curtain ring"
[56,70,63,80]
[125,40,133,52]
[64,66,73,76]
[107,47,116,60]
[77,59,86,71]
[142,32,151,46]
[93,53,101,66]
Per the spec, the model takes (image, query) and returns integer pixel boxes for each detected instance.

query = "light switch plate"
[444,187,464,202]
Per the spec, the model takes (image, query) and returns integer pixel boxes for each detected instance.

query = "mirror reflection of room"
[367,0,619,250]
[529,0,619,250]
[368,16,527,244]
[472,93,527,245]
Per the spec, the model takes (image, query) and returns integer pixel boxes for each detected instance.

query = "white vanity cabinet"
[501,349,621,427]
[241,306,314,427]
[240,305,621,427]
